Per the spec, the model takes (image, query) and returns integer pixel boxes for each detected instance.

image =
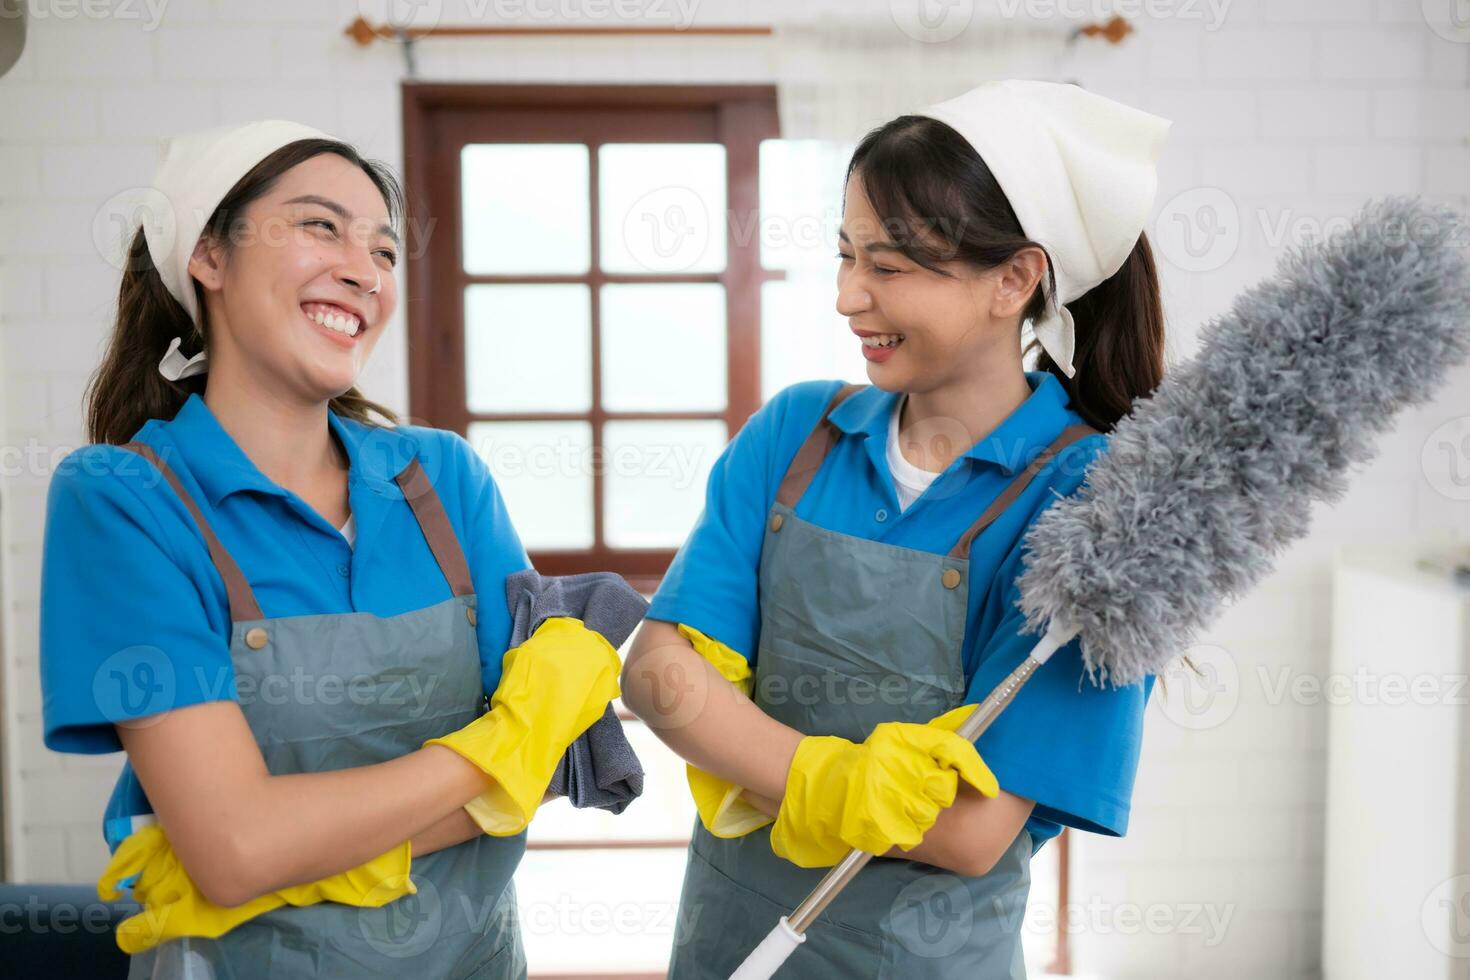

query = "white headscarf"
[916,80,1171,378]
[137,119,335,381]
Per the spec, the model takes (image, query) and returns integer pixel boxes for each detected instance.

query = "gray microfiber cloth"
[505,568,649,813]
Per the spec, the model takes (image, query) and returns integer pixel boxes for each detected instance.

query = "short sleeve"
[41,446,238,754]
[963,542,1154,839]
[446,431,533,696]
[646,381,842,662]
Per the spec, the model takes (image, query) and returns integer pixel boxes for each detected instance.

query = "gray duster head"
[1017,195,1470,687]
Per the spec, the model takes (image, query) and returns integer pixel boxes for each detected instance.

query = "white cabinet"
[1323,545,1470,979]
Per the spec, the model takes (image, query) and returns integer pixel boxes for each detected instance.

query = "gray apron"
[118,440,528,980]
[667,385,1099,979]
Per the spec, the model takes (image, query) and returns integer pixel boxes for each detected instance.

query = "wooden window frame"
[403,84,780,591]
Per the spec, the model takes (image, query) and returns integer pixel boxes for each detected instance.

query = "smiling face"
[187,152,400,402]
[836,169,1046,394]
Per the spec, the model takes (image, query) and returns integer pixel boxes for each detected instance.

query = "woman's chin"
[864,358,908,387]
[298,361,363,400]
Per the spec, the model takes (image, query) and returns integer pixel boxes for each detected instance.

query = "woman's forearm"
[623,621,1034,878]
[349,783,562,865]
[230,745,492,901]
[117,702,496,906]
[622,619,801,801]
[408,803,484,859]
[878,786,1036,876]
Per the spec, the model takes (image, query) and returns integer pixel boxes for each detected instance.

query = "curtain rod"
[344,15,1133,74]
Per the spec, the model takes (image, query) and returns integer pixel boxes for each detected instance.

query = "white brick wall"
[1,1,1466,976]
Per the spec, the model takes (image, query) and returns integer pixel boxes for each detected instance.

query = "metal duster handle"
[726,619,1079,980]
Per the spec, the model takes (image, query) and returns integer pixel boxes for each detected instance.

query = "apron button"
[941,568,962,590]
[466,606,478,627]
[769,514,784,533]
[244,627,269,649]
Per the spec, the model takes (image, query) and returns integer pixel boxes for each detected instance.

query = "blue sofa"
[0,883,133,978]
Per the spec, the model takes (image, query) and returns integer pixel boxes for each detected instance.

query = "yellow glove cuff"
[677,623,752,696]
[463,789,527,836]
[275,839,417,907]
[686,763,774,838]
[675,623,771,837]
[769,734,860,867]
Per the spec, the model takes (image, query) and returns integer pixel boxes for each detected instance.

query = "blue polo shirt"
[39,393,531,847]
[648,371,1154,844]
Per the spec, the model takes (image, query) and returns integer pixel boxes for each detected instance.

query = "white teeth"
[860,333,903,348]
[304,305,361,337]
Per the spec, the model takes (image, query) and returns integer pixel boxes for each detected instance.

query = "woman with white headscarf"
[622,80,1173,977]
[39,121,620,978]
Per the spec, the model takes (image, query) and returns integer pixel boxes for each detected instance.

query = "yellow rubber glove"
[428,616,622,836]
[769,703,1000,867]
[96,823,414,954]
[678,624,775,838]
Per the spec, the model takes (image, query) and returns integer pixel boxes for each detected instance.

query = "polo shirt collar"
[159,393,415,507]
[826,371,1075,477]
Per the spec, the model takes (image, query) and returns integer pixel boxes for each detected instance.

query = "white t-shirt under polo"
[886,396,944,511]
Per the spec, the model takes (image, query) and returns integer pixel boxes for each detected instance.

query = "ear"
[989,246,1049,321]
[186,235,226,293]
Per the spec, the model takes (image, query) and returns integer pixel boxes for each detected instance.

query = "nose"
[335,261,379,295]
[835,274,872,317]
[333,240,382,295]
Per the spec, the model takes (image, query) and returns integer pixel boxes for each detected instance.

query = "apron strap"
[121,441,265,623]
[395,457,476,598]
[946,422,1102,559]
[774,383,868,508]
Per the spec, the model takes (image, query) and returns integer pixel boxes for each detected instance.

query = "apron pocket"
[454,930,525,980]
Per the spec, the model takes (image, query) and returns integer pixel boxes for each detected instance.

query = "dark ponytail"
[1031,233,1165,431]
[84,138,405,446]
[846,116,1166,432]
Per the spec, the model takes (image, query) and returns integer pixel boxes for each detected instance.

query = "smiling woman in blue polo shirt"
[38,121,621,978]
[621,81,1170,978]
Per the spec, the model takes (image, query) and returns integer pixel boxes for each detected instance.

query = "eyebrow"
[284,194,400,247]
[837,228,904,254]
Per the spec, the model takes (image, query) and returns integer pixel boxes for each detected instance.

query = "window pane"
[603,420,727,549]
[758,138,851,272]
[600,283,726,412]
[466,421,592,550]
[462,144,589,274]
[517,846,689,974]
[761,277,869,400]
[599,143,727,274]
[465,284,591,413]
[1023,833,1061,970]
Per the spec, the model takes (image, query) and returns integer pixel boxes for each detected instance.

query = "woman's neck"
[203,381,345,497]
[899,367,1033,473]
